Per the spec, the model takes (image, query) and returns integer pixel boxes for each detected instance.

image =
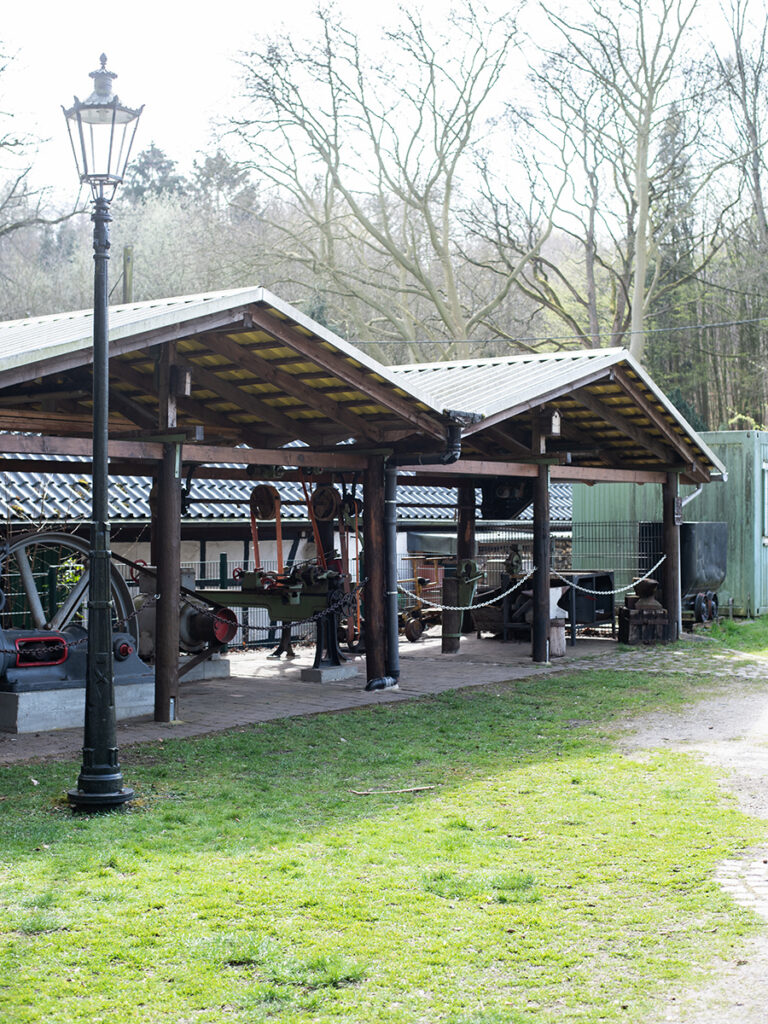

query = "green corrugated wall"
[572,431,768,616]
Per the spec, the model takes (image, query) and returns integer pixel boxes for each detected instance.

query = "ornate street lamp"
[63,57,143,810]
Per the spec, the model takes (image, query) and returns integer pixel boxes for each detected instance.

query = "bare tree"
[692,0,768,427]
[532,0,730,361]
[715,0,768,244]
[229,4,554,353]
[0,48,81,318]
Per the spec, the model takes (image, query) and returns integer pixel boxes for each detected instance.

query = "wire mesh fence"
[400,521,664,611]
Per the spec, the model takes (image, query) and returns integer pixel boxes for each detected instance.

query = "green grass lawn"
[1,624,768,1023]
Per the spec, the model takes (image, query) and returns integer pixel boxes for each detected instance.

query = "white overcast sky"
[0,0,738,203]
[1,0,475,200]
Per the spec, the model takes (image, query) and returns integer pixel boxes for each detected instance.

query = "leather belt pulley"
[249,484,283,572]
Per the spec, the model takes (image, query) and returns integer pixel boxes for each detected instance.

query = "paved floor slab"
[0,634,613,763]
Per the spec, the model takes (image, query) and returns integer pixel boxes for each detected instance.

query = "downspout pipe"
[366,422,463,691]
[681,484,703,508]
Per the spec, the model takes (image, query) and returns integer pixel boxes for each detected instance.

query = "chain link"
[399,554,668,612]
[180,578,368,636]
[397,568,537,612]
[551,555,667,597]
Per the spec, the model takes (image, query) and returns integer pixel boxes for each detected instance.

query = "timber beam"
[174,353,319,446]
[200,332,384,444]
[245,305,447,440]
[110,360,269,444]
[0,434,371,470]
[613,367,708,481]
[397,459,669,484]
[570,388,680,468]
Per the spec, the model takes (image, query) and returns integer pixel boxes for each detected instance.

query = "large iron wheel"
[0,531,137,639]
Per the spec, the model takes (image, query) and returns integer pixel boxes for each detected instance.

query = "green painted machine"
[199,562,351,668]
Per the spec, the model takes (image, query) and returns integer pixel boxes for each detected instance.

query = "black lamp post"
[63,56,143,810]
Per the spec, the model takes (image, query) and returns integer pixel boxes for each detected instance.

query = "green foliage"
[121,143,189,204]
[666,387,708,432]
[708,613,768,651]
[727,412,768,431]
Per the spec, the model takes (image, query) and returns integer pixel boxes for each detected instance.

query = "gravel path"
[611,638,768,1023]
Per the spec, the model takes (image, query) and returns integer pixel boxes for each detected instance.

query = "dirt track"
[613,640,768,1023]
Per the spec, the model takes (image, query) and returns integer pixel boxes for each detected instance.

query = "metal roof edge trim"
[390,347,628,372]
[460,355,630,435]
[0,286,448,419]
[0,287,268,375]
[108,288,267,343]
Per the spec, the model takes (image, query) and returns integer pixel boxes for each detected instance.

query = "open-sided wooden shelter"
[0,287,726,718]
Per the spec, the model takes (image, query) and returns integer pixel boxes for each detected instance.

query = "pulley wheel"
[404,616,424,642]
[250,484,280,520]
[1,530,137,639]
[341,494,363,525]
[311,486,341,522]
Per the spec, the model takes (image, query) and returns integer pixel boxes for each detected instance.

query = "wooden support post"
[532,463,550,662]
[441,576,461,654]
[662,471,682,642]
[154,443,182,721]
[444,482,476,652]
[363,455,387,683]
[149,473,159,567]
[457,482,476,562]
[154,344,182,722]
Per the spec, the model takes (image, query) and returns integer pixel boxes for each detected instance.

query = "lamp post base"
[67,785,134,811]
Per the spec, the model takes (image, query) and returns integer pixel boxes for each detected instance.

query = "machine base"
[180,653,231,681]
[0,681,155,734]
[300,663,359,683]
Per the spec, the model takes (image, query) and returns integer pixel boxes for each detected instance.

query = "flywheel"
[0,531,137,640]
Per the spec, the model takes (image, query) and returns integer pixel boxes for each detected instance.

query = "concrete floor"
[0,632,615,764]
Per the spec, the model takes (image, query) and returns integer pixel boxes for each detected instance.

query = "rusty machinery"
[399,556,483,642]
[0,531,238,700]
[199,562,353,671]
[194,479,364,670]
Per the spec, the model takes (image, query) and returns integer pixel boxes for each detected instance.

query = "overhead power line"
[351,314,768,347]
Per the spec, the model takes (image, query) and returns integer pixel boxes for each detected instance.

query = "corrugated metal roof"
[391,349,626,419]
[391,350,726,482]
[0,459,573,524]
[0,287,448,449]
[0,288,724,483]
[0,289,255,372]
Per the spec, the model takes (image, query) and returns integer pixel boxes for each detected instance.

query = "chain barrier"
[551,554,667,597]
[0,548,668,659]
[398,554,668,613]
[397,568,537,613]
